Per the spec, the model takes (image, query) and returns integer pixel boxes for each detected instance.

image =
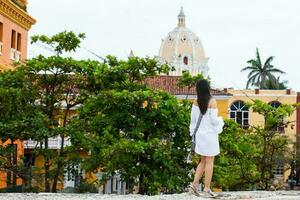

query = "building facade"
[0,0,35,71]
[0,0,35,189]
[227,89,298,182]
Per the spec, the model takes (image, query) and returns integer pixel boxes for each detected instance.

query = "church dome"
[158,7,209,76]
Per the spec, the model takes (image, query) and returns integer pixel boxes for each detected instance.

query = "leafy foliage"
[214,120,260,191]
[214,100,296,191]
[177,70,207,99]
[71,56,192,194]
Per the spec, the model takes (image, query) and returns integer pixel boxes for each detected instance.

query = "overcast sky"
[28,0,300,91]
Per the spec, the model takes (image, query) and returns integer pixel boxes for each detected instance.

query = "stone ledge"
[0,191,300,200]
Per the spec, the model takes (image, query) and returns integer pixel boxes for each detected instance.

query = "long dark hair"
[196,79,211,115]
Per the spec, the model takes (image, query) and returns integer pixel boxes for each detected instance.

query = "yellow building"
[227,88,298,182]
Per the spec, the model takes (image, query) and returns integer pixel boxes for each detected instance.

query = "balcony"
[15,50,21,61]
[24,137,71,149]
[10,48,16,60]
[10,48,21,61]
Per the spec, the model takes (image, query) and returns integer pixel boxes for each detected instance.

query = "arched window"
[269,101,281,108]
[269,101,285,133]
[183,56,188,65]
[229,100,249,128]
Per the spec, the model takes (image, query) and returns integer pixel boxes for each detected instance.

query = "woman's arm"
[208,99,224,133]
[189,101,198,136]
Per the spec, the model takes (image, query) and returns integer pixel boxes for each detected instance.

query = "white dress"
[189,104,224,156]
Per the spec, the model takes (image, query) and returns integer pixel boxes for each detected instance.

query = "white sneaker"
[203,188,218,198]
[189,183,201,197]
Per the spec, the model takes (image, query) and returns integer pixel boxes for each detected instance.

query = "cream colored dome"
[158,7,209,76]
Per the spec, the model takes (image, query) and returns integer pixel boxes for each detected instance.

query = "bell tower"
[177,6,185,27]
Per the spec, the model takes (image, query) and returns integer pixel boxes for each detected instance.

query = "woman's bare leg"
[192,156,206,187]
[204,156,215,189]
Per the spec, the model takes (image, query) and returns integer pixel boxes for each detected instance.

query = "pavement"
[0,191,300,200]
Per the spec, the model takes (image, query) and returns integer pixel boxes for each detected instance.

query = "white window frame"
[229,100,249,128]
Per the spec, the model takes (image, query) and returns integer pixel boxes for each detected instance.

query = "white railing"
[10,48,16,60]
[0,42,3,55]
[15,50,21,61]
[96,173,127,195]
[24,136,71,149]
[10,48,21,61]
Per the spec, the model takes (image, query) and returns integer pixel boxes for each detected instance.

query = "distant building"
[157,7,209,76]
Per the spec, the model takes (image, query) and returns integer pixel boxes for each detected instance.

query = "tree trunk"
[51,134,64,192]
[44,138,50,192]
[52,108,69,192]
[138,173,145,194]
[6,139,17,191]
[6,141,12,191]
[12,142,17,188]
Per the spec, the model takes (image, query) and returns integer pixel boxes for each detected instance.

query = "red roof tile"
[143,75,231,96]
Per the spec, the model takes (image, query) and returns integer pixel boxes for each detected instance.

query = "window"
[269,101,281,108]
[0,22,3,42]
[17,33,21,51]
[273,165,284,176]
[183,56,188,65]
[269,101,285,133]
[11,30,16,49]
[230,100,249,128]
[0,22,3,54]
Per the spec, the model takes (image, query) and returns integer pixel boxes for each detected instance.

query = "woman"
[189,79,224,197]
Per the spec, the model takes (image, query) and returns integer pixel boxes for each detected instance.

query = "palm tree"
[265,76,288,90]
[241,48,285,89]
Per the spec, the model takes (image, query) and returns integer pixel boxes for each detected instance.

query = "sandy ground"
[0,191,300,200]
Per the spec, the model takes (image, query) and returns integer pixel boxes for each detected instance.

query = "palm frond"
[266,68,285,74]
[264,56,274,66]
[255,48,262,67]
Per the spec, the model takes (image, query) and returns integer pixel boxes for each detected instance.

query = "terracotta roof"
[143,75,231,96]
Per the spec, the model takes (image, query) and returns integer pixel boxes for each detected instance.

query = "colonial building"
[227,89,298,182]
[0,0,35,71]
[0,0,35,189]
[157,7,209,76]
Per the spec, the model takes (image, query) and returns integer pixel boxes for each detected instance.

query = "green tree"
[21,31,89,192]
[265,76,288,90]
[213,100,297,191]
[213,120,260,191]
[0,69,45,191]
[71,56,191,195]
[241,48,285,89]
[248,100,296,189]
[177,70,207,99]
